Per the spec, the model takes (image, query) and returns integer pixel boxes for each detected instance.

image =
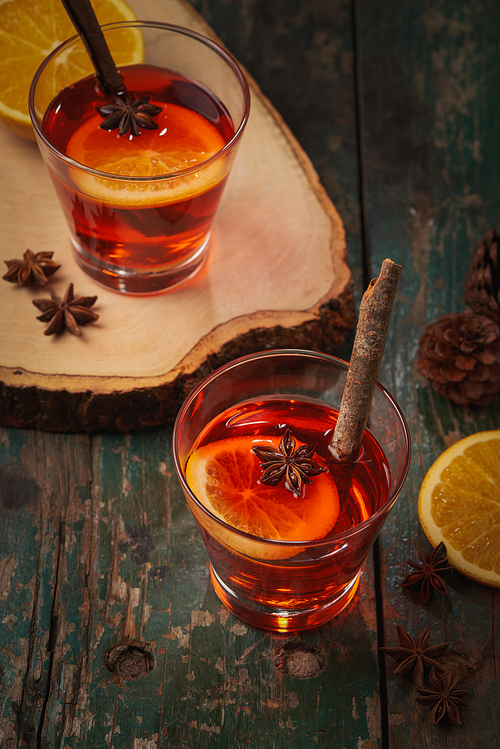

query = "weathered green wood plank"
[10,0,493,745]
[0,430,94,747]
[0,0,389,746]
[189,0,364,301]
[28,428,382,748]
[357,0,500,744]
[1,430,381,748]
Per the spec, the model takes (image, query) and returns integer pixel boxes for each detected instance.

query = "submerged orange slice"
[418,430,500,587]
[66,104,227,207]
[185,435,340,559]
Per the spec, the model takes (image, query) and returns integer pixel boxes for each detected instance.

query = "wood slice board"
[0,0,355,432]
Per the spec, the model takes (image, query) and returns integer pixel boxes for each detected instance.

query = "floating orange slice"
[65,104,227,207]
[185,435,340,559]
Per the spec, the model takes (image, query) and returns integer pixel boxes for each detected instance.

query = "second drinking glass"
[29,21,250,294]
[173,350,411,632]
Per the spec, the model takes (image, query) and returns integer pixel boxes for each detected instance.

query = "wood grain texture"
[0,4,375,747]
[0,428,382,748]
[357,0,500,744]
[189,0,364,294]
[0,0,355,433]
[3,0,500,746]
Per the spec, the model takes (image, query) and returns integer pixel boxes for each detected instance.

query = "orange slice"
[418,430,500,587]
[65,104,227,207]
[0,0,142,140]
[185,435,340,560]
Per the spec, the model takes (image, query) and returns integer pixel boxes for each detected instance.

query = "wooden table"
[1,0,499,746]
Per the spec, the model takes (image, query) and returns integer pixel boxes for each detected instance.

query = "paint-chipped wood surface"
[1,0,500,746]
[0,429,380,746]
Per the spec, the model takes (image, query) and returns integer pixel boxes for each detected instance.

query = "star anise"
[3,249,60,286]
[33,283,99,336]
[380,626,449,686]
[97,92,162,136]
[252,429,327,495]
[416,668,470,724]
[401,541,452,604]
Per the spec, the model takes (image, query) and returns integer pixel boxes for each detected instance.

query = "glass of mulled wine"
[28,21,250,294]
[173,349,411,632]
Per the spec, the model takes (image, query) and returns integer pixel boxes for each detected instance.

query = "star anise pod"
[380,626,449,686]
[3,249,60,286]
[97,92,162,136]
[252,428,327,495]
[401,541,452,604]
[33,283,99,336]
[416,667,470,724]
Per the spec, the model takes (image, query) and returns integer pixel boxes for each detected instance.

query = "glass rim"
[173,348,412,548]
[28,20,251,182]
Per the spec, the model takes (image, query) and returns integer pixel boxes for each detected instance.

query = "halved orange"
[65,104,227,207]
[185,435,340,560]
[418,430,500,587]
[0,0,142,140]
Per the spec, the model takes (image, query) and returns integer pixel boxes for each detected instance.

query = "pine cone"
[464,224,500,325]
[416,312,500,406]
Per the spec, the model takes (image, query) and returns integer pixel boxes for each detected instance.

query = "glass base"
[210,566,361,632]
[70,233,210,295]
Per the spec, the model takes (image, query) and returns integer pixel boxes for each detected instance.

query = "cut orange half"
[418,430,500,587]
[185,435,340,560]
[0,0,142,140]
[65,104,227,207]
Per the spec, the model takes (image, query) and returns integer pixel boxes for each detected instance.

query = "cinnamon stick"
[61,0,125,97]
[329,258,401,463]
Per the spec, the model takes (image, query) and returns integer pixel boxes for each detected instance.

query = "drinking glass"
[29,21,250,294]
[173,349,411,632]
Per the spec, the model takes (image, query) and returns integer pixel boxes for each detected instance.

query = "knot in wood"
[274,641,325,679]
[104,644,154,680]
